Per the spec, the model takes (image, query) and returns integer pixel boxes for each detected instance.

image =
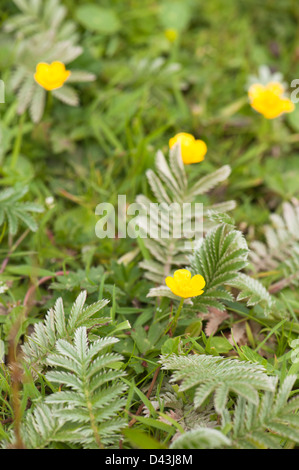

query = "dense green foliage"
[0,0,299,449]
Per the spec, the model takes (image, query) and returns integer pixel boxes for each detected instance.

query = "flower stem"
[10,113,25,169]
[170,298,184,334]
[257,116,272,144]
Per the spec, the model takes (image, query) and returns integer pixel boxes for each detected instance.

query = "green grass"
[0,0,299,450]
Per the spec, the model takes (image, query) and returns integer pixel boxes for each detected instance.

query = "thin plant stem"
[164,298,184,336]
[0,229,30,274]
[10,113,25,170]
[171,298,184,333]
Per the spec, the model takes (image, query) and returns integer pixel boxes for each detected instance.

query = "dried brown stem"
[0,229,30,274]
[268,274,298,295]
[23,270,69,307]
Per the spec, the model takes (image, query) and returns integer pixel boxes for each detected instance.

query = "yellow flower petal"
[165,28,178,42]
[248,83,266,101]
[173,269,192,282]
[267,82,285,96]
[169,132,195,150]
[165,269,205,298]
[190,274,206,291]
[186,140,207,164]
[34,61,71,91]
[281,98,295,113]
[165,276,176,290]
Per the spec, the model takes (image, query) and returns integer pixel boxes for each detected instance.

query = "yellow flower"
[248,82,294,119]
[165,28,178,42]
[34,61,71,91]
[165,269,206,298]
[169,132,207,165]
